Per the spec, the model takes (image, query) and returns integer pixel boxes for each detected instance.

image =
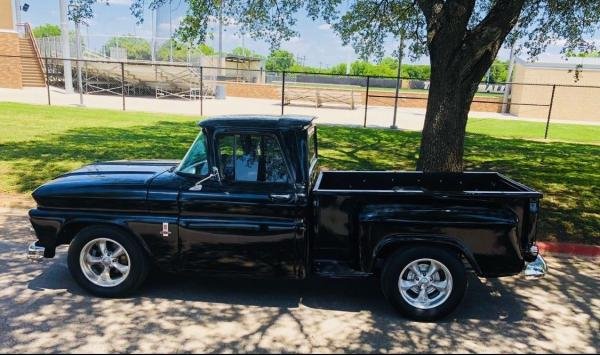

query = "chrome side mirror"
[189,167,221,191]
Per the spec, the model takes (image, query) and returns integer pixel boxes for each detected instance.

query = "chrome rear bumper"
[524,255,547,277]
[27,241,45,261]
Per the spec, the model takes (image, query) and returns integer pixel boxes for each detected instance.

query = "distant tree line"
[264,49,509,83]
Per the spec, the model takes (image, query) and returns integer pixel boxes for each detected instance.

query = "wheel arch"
[371,235,482,276]
[58,219,153,257]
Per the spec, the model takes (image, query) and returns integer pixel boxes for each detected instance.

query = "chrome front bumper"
[524,255,547,277]
[27,241,45,261]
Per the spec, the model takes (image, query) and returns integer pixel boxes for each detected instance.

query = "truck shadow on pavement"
[26,250,525,323]
[0,218,598,353]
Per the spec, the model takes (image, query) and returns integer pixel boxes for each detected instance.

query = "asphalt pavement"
[0,208,598,353]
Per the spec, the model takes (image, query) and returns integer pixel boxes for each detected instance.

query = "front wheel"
[68,226,149,297]
[381,247,467,321]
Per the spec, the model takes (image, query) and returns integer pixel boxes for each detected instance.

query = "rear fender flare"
[371,235,482,275]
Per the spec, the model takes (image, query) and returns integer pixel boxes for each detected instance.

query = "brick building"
[510,56,600,122]
[0,0,45,89]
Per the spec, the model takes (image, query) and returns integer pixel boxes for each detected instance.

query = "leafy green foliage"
[229,47,263,59]
[565,50,600,57]
[157,40,215,61]
[265,49,296,71]
[67,0,96,23]
[32,24,61,38]
[487,60,509,83]
[103,36,152,60]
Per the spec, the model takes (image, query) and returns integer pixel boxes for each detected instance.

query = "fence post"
[364,76,370,127]
[544,84,556,139]
[121,61,126,111]
[200,66,204,116]
[44,57,51,106]
[281,71,286,115]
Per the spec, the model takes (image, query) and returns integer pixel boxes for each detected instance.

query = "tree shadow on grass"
[0,123,598,244]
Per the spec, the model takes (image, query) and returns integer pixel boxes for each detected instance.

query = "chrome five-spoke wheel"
[381,247,466,321]
[398,258,453,310]
[79,238,131,287]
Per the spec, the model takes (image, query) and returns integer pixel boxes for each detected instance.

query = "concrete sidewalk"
[1,87,598,130]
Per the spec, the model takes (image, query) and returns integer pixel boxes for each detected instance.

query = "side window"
[216,133,290,184]
[217,135,235,181]
[263,136,289,183]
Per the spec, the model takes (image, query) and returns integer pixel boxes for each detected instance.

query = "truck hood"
[32,160,179,209]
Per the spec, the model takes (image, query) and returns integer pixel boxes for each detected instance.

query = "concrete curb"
[538,241,600,257]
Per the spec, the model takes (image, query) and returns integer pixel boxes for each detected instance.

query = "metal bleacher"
[82,59,214,99]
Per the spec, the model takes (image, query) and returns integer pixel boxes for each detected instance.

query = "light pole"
[215,0,225,99]
[391,34,404,130]
[502,36,518,113]
[59,0,73,93]
[151,8,156,62]
[218,2,223,70]
[169,0,173,62]
[69,2,84,106]
[15,0,22,24]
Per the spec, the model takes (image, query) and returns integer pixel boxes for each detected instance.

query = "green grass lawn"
[1,102,598,244]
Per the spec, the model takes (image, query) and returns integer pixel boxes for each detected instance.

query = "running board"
[312,260,372,278]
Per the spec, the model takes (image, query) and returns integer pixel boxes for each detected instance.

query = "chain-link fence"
[2,54,600,137]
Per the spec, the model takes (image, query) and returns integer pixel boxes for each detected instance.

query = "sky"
[16,0,579,67]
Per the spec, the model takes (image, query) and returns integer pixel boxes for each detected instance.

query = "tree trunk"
[414,0,525,173]
[418,66,479,172]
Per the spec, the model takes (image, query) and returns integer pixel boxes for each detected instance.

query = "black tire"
[380,246,467,321]
[67,225,149,297]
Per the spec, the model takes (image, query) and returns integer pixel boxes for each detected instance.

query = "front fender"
[29,208,169,259]
[370,234,483,275]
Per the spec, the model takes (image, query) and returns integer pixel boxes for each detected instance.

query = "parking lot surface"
[0,208,598,353]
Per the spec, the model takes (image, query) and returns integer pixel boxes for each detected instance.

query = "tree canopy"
[74,0,600,171]
[157,40,215,62]
[265,49,296,71]
[229,47,263,59]
[32,24,61,38]
[103,36,152,60]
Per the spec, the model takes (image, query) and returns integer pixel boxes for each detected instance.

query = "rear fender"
[371,235,483,275]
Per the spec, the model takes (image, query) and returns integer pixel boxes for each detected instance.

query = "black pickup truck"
[27,115,546,320]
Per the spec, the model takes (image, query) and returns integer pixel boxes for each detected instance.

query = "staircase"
[18,24,46,87]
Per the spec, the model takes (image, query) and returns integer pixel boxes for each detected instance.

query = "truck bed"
[314,171,541,197]
[311,171,542,277]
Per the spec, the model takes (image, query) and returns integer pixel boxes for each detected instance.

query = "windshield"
[176,131,209,176]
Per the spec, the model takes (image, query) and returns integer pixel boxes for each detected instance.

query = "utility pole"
[218,2,223,71]
[15,0,22,24]
[59,0,73,93]
[502,36,518,113]
[215,0,225,99]
[68,2,84,106]
[391,34,404,129]
[169,0,173,62]
[151,8,156,62]
[75,17,83,105]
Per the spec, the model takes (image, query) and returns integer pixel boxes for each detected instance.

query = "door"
[178,131,304,277]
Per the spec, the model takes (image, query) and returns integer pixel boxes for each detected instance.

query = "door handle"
[270,193,292,201]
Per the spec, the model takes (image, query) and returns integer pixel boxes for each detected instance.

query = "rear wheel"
[381,247,467,321]
[68,226,149,297]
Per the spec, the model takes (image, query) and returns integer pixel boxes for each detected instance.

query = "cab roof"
[198,115,316,130]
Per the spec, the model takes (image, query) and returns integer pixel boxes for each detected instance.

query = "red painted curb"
[538,241,600,257]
